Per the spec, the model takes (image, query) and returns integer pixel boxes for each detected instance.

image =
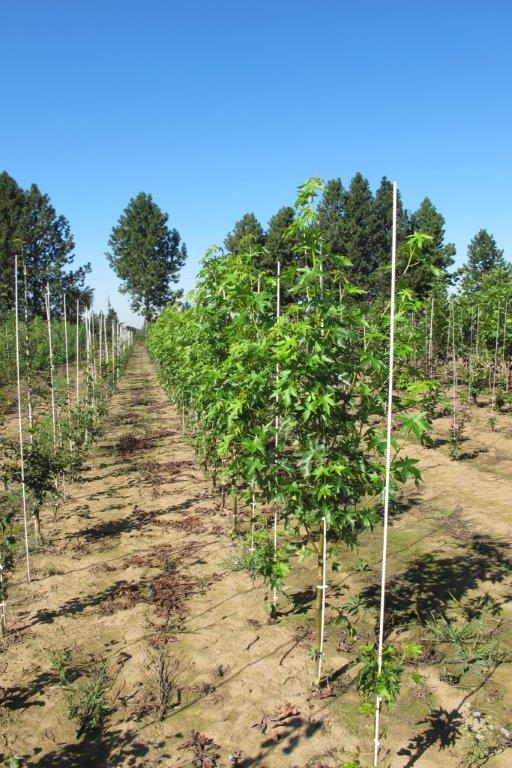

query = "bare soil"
[1,345,511,767]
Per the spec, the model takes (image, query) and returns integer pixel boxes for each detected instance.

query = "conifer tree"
[107,192,186,322]
[458,229,507,293]
[409,197,455,297]
[224,212,265,254]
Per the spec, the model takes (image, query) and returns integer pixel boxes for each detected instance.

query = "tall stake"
[63,293,71,439]
[272,259,281,609]
[76,299,80,406]
[428,295,434,375]
[14,254,31,583]
[315,516,327,684]
[373,182,398,765]
[491,303,500,411]
[45,284,57,449]
[451,300,457,430]
[20,260,34,444]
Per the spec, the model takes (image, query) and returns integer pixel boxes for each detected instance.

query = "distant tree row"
[224,173,506,301]
[0,171,93,319]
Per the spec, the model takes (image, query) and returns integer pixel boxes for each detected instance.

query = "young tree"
[408,197,455,297]
[458,229,507,293]
[224,213,265,254]
[107,192,187,322]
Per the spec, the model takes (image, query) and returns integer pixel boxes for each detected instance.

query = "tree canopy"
[457,229,507,293]
[0,171,92,318]
[107,192,187,322]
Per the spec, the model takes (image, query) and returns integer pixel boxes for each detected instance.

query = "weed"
[460,725,507,767]
[425,601,509,679]
[154,645,180,720]
[50,650,109,738]
[45,564,62,576]
[4,757,22,768]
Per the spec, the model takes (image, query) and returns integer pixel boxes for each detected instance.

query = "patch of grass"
[425,598,509,681]
[45,564,63,576]
[460,725,508,767]
[50,650,110,738]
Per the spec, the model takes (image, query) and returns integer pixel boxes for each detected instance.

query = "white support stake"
[14,254,31,584]
[272,259,281,608]
[316,516,328,683]
[373,182,398,766]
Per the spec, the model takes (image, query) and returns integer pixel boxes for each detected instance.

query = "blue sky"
[1,0,511,326]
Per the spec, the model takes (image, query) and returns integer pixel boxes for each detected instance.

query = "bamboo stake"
[491,303,500,411]
[451,300,457,431]
[63,293,72,449]
[0,566,6,635]
[45,284,57,449]
[373,182,398,766]
[428,295,434,375]
[22,260,34,442]
[272,259,281,609]
[76,299,80,406]
[315,516,327,685]
[14,254,31,583]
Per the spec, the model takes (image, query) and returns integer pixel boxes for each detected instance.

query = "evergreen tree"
[107,192,186,322]
[0,173,92,317]
[370,177,410,297]
[262,205,302,273]
[408,197,455,298]
[458,229,507,293]
[372,177,410,266]
[0,172,25,313]
[224,212,265,254]
[343,173,376,292]
[19,184,91,317]
[317,178,347,257]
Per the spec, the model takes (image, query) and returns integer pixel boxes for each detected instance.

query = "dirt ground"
[1,344,511,767]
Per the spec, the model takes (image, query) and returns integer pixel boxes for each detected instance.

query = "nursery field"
[2,180,512,768]
[1,341,511,768]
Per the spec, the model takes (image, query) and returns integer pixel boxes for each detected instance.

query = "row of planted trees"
[148,179,437,764]
[0,255,134,638]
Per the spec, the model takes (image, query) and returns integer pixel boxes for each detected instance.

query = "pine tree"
[317,178,347,257]
[0,172,25,314]
[372,177,410,265]
[343,173,376,292]
[224,213,265,254]
[107,192,186,323]
[409,197,455,298]
[459,229,507,293]
[370,177,410,297]
[0,174,92,317]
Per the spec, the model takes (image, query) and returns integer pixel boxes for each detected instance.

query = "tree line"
[223,173,506,302]
[2,168,507,326]
[0,171,93,319]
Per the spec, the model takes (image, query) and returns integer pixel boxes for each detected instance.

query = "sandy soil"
[1,345,510,767]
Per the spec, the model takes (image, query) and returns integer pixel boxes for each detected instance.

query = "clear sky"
[2,0,511,326]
